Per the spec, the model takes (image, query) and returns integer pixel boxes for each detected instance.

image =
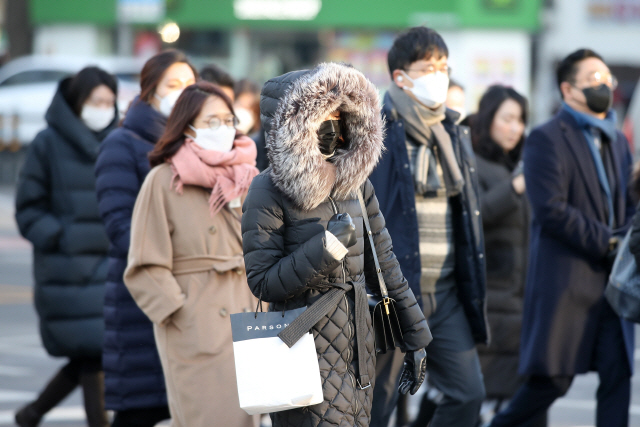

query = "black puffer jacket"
[15,79,117,358]
[474,153,530,399]
[242,63,432,427]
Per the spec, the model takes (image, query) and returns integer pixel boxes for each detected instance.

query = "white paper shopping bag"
[230,307,324,415]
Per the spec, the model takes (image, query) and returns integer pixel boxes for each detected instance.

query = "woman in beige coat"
[124,81,260,427]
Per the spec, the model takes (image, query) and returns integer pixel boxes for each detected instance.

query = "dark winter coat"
[474,153,530,398]
[519,109,635,376]
[15,79,116,358]
[242,63,432,427]
[628,201,640,266]
[369,92,488,344]
[94,98,168,410]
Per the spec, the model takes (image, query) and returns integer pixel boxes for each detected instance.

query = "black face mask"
[318,120,342,157]
[582,84,613,114]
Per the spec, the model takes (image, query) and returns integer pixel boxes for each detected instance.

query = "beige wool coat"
[124,163,259,427]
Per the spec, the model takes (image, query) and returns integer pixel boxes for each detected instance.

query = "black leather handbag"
[358,190,404,354]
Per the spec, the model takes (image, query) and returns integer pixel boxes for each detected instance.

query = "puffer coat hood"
[259,69,309,139]
[243,63,430,427]
[267,62,384,210]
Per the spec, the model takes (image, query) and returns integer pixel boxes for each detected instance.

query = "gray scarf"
[388,83,465,197]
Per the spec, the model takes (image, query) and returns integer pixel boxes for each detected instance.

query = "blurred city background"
[0,0,640,426]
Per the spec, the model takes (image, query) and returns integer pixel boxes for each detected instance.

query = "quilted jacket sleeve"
[241,174,344,303]
[361,180,432,351]
[95,131,140,257]
[15,132,62,251]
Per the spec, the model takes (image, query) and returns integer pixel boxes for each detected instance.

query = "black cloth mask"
[582,84,613,114]
[318,120,342,156]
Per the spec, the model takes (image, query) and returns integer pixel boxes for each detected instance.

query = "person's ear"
[560,81,573,102]
[392,69,409,89]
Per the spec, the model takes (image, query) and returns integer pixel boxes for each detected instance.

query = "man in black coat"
[489,49,635,427]
[369,27,487,427]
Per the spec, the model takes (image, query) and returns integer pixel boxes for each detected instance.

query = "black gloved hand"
[606,237,620,272]
[398,348,427,395]
[327,213,357,248]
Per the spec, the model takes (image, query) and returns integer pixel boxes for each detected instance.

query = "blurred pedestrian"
[124,81,260,427]
[242,62,431,427]
[200,63,235,101]
[489,49,635,427]
[369,26,487,427]
[467,85,540,424]
[234,78,260,135]
[446,79,466,124]
[95,50,196,427]
[14,66,119,427]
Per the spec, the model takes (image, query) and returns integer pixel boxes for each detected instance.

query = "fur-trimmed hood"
[266,62,384,211]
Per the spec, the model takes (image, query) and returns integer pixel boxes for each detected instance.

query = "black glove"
[606,236,620,272]
[327,213,357,248]
[398,348,427,395]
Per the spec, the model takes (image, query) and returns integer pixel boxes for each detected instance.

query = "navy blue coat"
[95,98,168,410]
[519,109,635,376]
[15,79,116,359]
[369,92,488,344]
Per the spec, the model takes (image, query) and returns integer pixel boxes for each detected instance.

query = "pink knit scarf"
[169,135,259,215]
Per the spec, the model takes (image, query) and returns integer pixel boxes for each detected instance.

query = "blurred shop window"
[175,31,229,57]
[0,70,71,87]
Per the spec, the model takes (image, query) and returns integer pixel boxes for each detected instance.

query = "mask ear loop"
[399,70,413,91]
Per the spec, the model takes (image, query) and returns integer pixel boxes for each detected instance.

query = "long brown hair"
[139,49,198,104]
[148,81,236,167]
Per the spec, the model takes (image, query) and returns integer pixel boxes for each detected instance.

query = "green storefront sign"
[31,0,541,30]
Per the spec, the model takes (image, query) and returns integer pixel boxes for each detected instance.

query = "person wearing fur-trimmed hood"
[241,62,432,427]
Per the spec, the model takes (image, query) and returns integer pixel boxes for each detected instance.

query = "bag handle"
[357,190,390,306]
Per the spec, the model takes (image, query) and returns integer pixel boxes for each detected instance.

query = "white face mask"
[81,105,115,132]
[234,107,255,134]
[402,71,450,109]
[188,125,236,152]
[155,89,183,117]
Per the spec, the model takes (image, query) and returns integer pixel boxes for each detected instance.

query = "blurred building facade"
[11,0,640,127]
[27,0,541,118]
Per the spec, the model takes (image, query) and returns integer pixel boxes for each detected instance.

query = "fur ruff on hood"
[266,62,384,211]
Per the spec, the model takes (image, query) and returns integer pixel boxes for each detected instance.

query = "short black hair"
[199,64,235,90]
[64,66,117,116]
[449,78,464,91]
[556,49,604,97]
[387,26,449,77]
[234,78,259,99]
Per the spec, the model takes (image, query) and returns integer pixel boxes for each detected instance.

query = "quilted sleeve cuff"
[325,231,349,260]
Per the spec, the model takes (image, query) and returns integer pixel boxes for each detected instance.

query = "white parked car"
[0,55,145,147]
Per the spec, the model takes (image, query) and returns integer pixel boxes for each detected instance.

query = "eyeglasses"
[405,64,451,77]
[204,115,238,130]
[586,71,618,90]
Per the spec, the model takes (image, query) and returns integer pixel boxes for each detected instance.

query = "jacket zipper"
[329,196,359,417]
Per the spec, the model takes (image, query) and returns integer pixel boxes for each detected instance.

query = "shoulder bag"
[605,227,640,323]
[358,190,404,354]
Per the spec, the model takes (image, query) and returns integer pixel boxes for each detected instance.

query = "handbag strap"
[357,190,389,299]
